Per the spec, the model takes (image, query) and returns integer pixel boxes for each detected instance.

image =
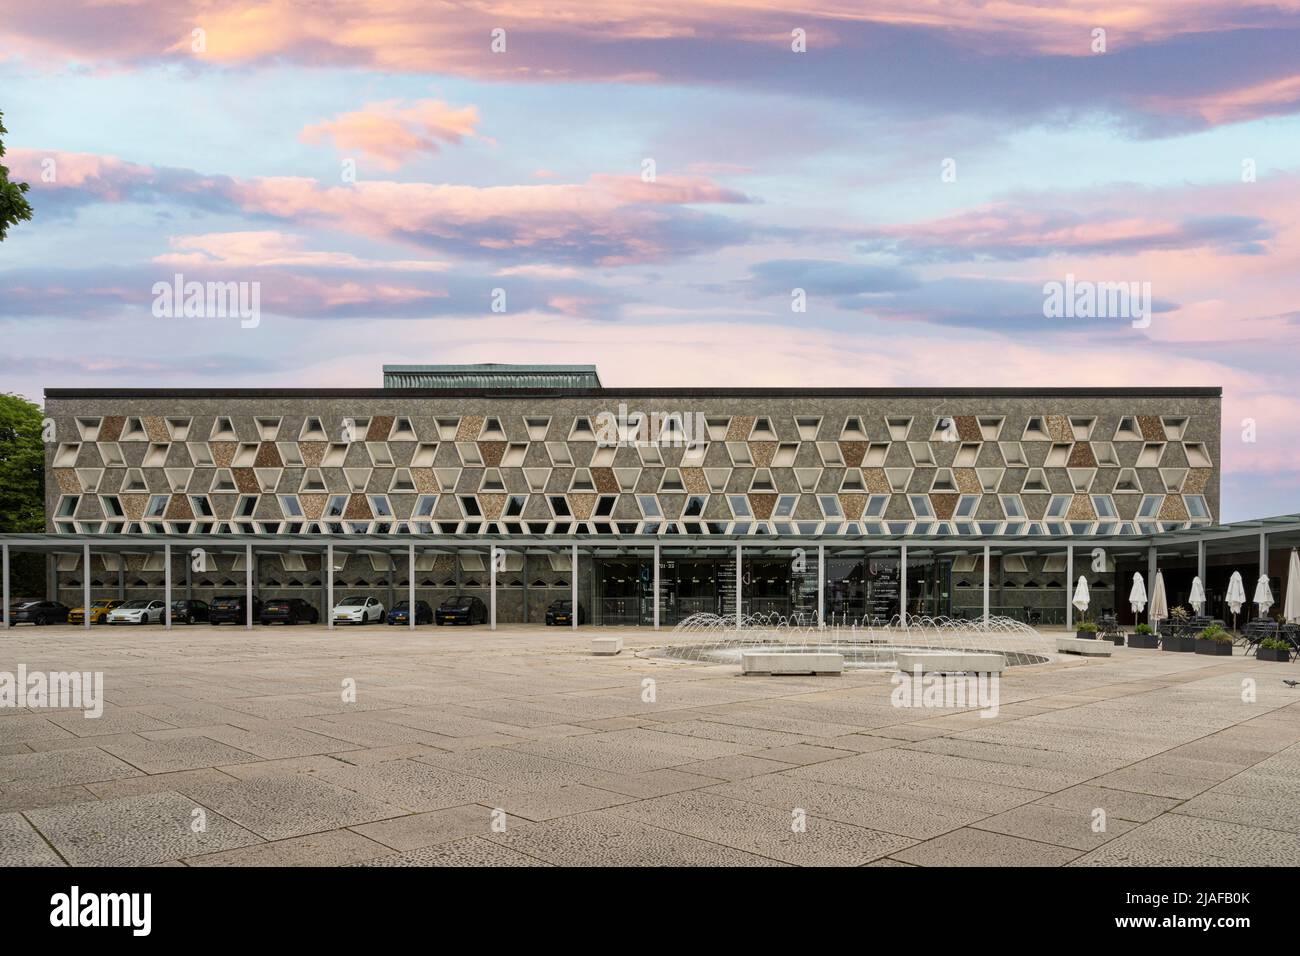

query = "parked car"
[107,600,166,625]
[544,599,586,626]
[171,599,210,624]
[67,599,124,625]
[8,600,71,626]
[260,598,319,625]
[209,595,262,625]
[435,595,488,626]
[332,596,384,625]
[386,600,433,625]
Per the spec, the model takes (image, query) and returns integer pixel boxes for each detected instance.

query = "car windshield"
[338,597,366,607]
[266,600,289,607]
[392,601,410,610]
[213,598,239,606]
[119,600,149,609]
[553,601,572,610]
[443,598,470,607]
[93,601,115,607]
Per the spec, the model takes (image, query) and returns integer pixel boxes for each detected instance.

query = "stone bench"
[895,651,1005,675]
[1056,636,1113,657]
[741,651,843,676]
[591,636,623,656]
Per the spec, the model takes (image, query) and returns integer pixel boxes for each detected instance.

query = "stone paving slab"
[2,623,1300,866]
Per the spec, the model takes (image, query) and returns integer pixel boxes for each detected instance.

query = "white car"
[107,599,166,625]
[332,596,384,625]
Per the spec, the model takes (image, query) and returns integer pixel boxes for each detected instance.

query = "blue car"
[386,600,433,625]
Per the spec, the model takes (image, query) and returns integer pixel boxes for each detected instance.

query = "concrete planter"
[1127,633,1159,649]
[1075,630,1097,640]
[1162,635,1196,652]
[1102,633,1125,646]
[1257,647,1292,662]
[1194,641,1233,656]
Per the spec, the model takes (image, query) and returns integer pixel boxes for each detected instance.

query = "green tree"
[0,393,44,532]
[0,111,34,241]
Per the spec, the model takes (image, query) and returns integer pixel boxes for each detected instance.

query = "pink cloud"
[299,99,481,170]
[153,231,449,271]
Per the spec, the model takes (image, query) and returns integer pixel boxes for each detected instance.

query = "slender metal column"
[1066,544,1074,630]
[83,543,91,631]
[245,543,253,629]
[571,543,578,630]
[490,545,497,632]
[408,542,416,631]
[982,544,990,623]
[1197,539,1206,582]
[1259,531,1268,580]
[734,543,742,629]
[817,544,825,628]
[899,543,908,628]
[326,544,334,630]
[653,542,660,630]
[1147,545,1157,625]
[164,543,172,629]
[2,544,9,629]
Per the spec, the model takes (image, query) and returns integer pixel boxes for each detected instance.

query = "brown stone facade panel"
[99,417,125,442]
[863,468,891,494]
[839,441,867,468]
[120,494,148,520]
[930,493,959,520]
[456,416,484,442]
[54,469,80,494]
[479,493,507,519]
[680,468,708,494]
[749,441,777,468]
[299,494,327,520]
[725,416,755,441]
[254,442,283,468]
[1067,494,1095,520]
[210,442,237,468]
[143,416,170,443]
[164,495,195,520]
[299,442,327,467]
[593,467,620,493]
[953,469,980,494]
[343,493,372,520]
[1067,442,1097,468]
[411,468,439,493]
[366,416,394,442]
[478,441,506,467]
[1138,416,1166,441]
[749,493,777,519]
[954,416,981,442]
[1045,416,1072,443]
[1183,468,1212,494]
[839,493,866,519]
[233,468,259,493]
[569,493,597,520]
[1159,494,1189,520]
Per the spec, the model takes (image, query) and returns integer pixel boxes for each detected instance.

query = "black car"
[171,599,210,624]
[434,595,488,625]
[260,598,319,625]
[209,595,263,625]
[8,600,70,626]
[544,599,586,626]
[387,600,433,625]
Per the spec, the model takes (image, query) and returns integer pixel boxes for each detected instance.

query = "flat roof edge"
[43,386,1225,400]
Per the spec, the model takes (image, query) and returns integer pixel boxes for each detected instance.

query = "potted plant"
[1194,625,1233,656]
[1257,638,1293,663]
[1075,620,1098,640]
[1162,624,1196,652]
[1128,623,1159,649]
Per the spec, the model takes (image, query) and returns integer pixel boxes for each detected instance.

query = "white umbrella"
[1226,571,1247,632]
[1285,550,1300,624]
[1072,575,1090,616]
[1189,576,1206,615]
[1150,571,1168,627]
[1254,574,1274,618]
[1129,572,1147,616]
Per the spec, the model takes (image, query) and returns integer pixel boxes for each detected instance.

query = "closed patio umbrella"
[1129,572,1147,617]
[1072,575,1090,619]
[1226,571,1247,632]
[1254,574,1274,620]
[1285,550,1300,624]
[1150,571,1168,629]
[1189,576,1206,615]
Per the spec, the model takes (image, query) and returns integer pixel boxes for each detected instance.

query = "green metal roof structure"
[382,364,602,390]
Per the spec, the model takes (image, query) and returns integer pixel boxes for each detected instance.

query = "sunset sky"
[2,1,1299,520]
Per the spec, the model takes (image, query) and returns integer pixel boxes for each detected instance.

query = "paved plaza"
[2,624,1299,867]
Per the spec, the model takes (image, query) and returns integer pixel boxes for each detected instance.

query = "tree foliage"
[0,393,45,533]
[0,111,34,241]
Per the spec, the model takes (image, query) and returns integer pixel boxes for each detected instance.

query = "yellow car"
[67,599,124,625]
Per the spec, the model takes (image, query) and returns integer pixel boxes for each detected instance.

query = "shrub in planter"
[1257,639,1292,663]
[1128,623,1159,649]
[1075,621,1098,640]
[1194,626,1234,656]
[1162,633,1196,652]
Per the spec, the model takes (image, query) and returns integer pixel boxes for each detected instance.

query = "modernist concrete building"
[5,364,1296,630]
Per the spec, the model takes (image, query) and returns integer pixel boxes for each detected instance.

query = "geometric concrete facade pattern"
[44,387,1221,537]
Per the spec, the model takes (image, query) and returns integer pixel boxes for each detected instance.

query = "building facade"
[27,371,1223,626]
